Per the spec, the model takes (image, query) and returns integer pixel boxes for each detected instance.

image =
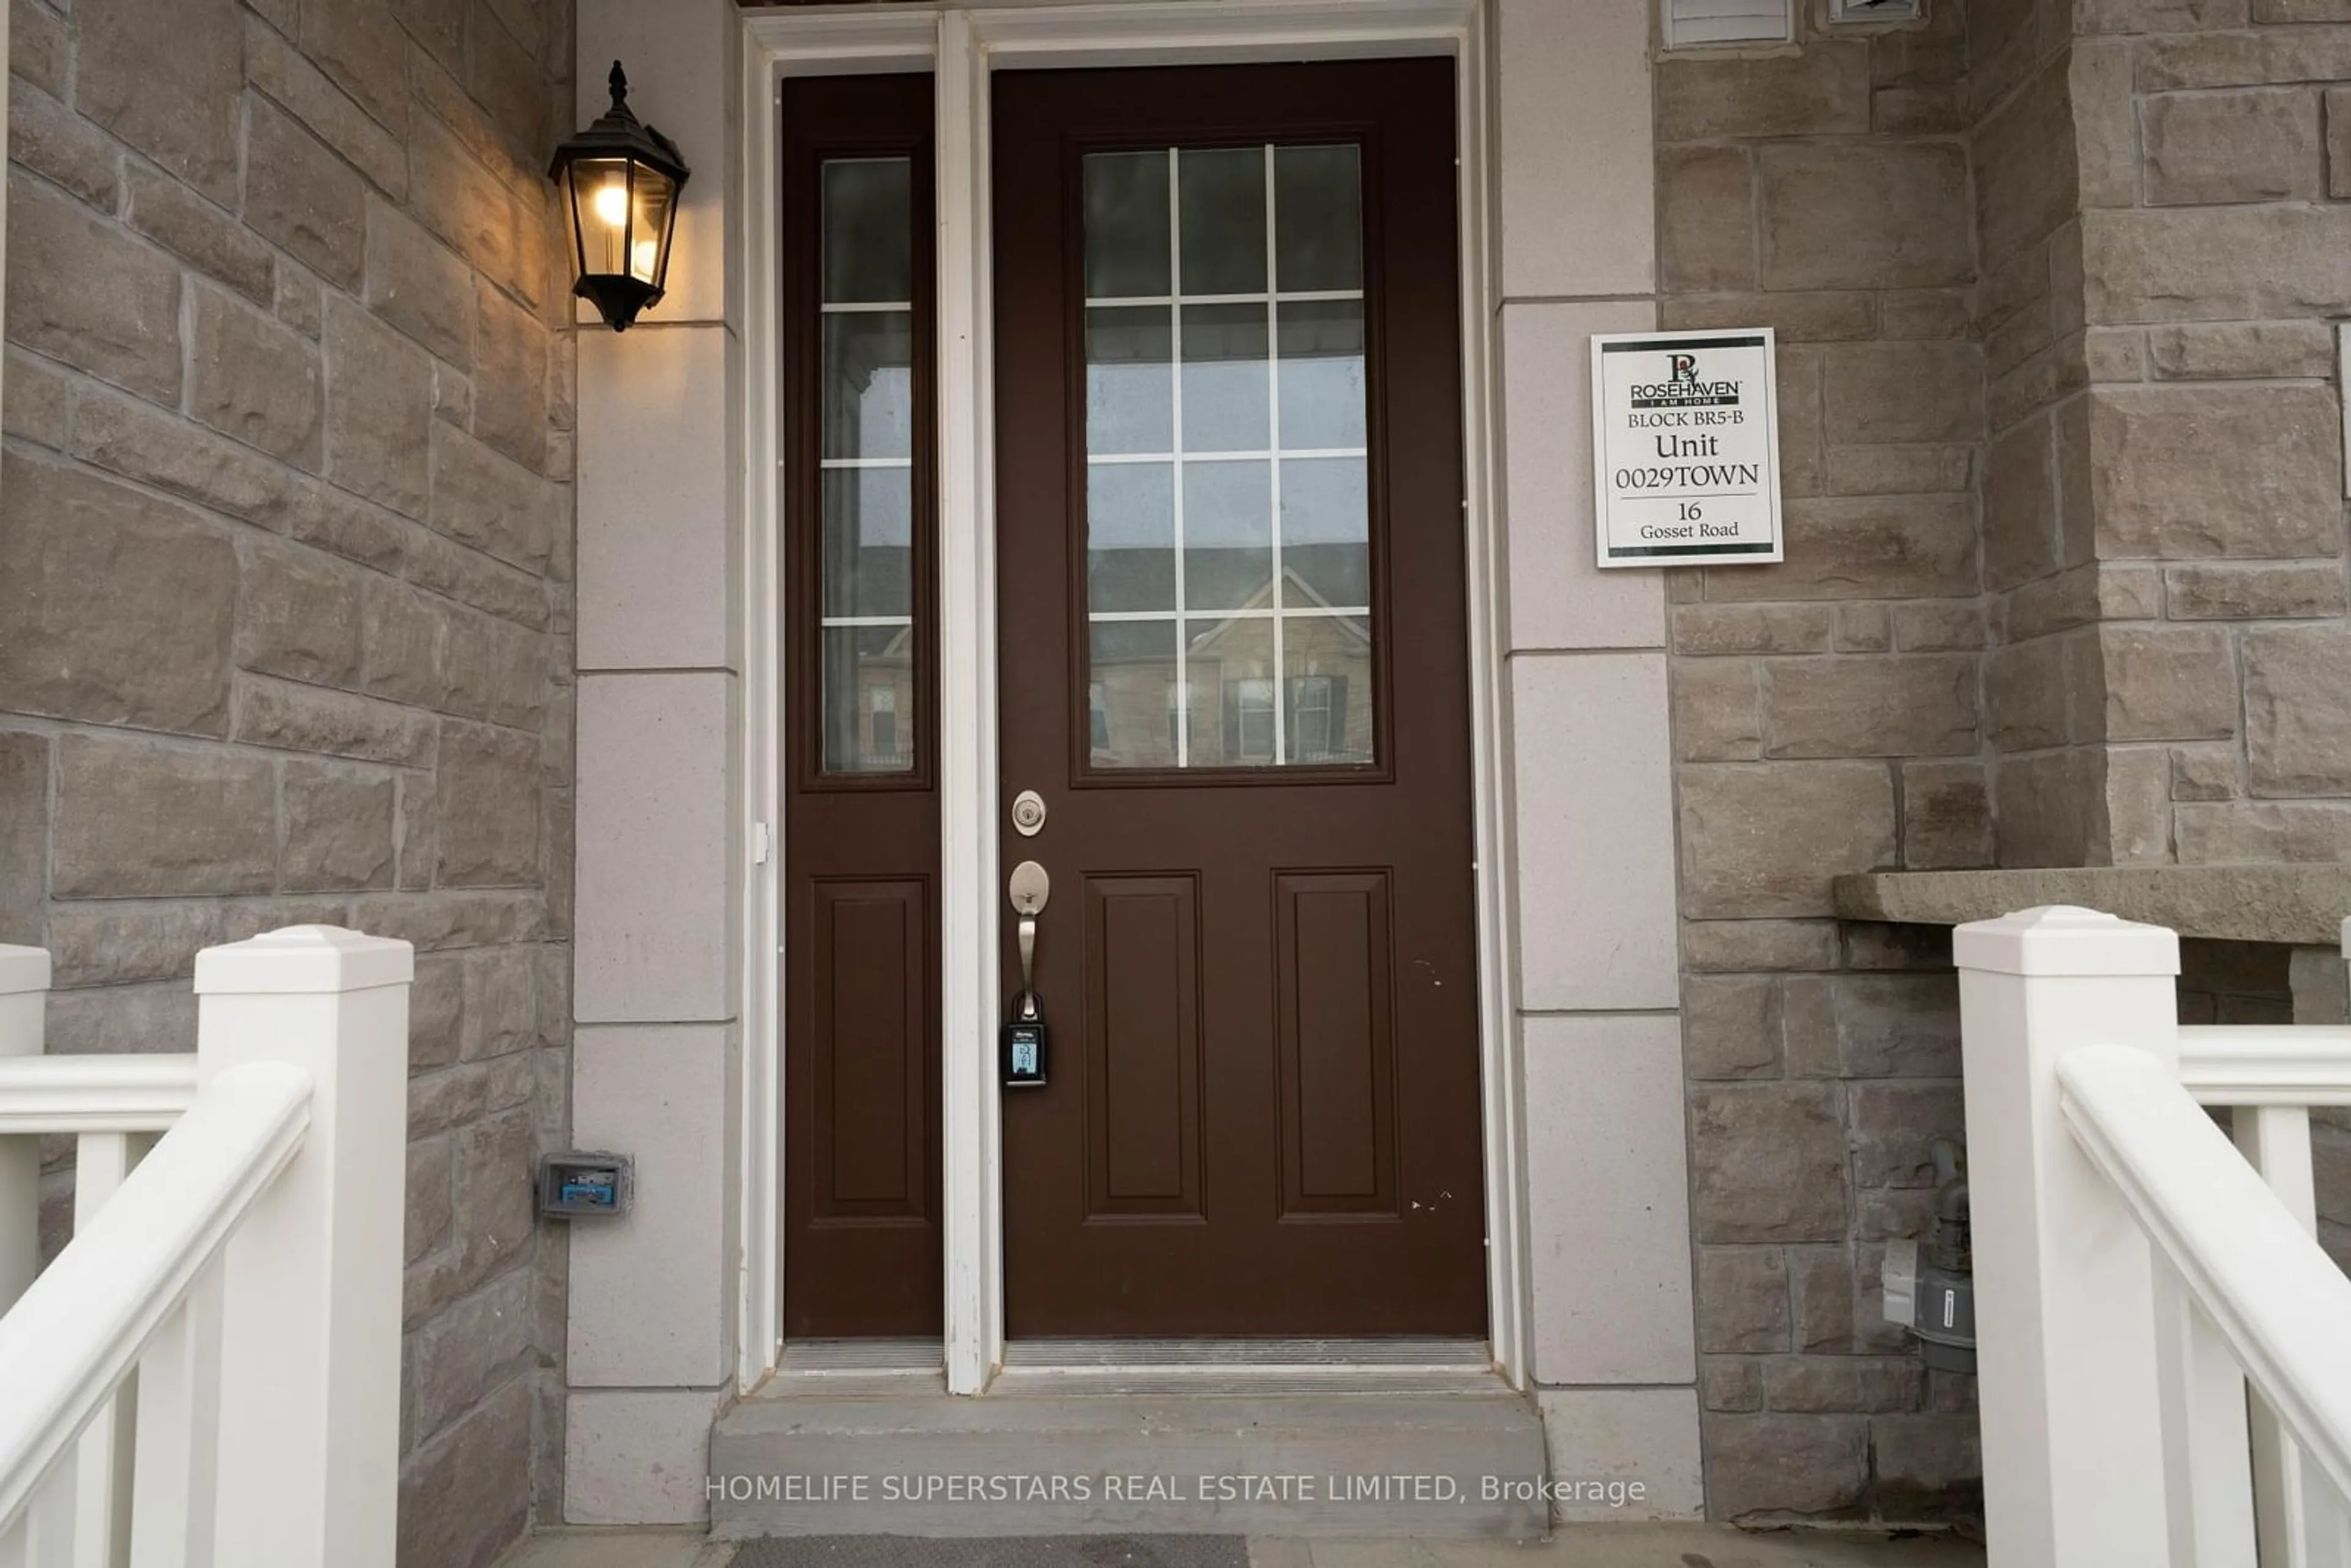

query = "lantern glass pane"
[559,164,587,281]
[570,156,636,278]
[629,167,675,287]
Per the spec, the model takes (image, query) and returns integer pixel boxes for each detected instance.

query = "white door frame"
[735,0,1524,1400]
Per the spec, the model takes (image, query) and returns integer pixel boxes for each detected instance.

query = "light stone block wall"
[1490,0,1706,1518]
[1659,0,2351,1521]
[1651,0,1988,1523]
[1971,2,2351,1510]
[2034,1,2351,868]
[1974,0,2161,866]
[563,0,742,1529]
[0,2,580,1566]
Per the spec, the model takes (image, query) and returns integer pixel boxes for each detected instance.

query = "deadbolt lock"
[1011,789,1048,837]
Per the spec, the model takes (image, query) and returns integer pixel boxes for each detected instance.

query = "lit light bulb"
[593,176,629,228]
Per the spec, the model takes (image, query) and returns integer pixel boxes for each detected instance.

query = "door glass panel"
[1277,302,1367,452]
[1081,144,1373,771]
[1182,460,1272,612]
[1190,628,1277,768]
[820,469,912,619]
[822,626,917,773]
[1273,146,1363,292]
[823,159,913,302]
[1086,463,1176,614]
[1279,456,1371,609]
[1282,615,1371,766]
[1089,620,1182,769]
[819,156,918,775]
[1177,148,1267,296]
[1180,306,1270,453]
[822,313,914,459]
[1084,151,1172,299]
[1086,308,1174,456]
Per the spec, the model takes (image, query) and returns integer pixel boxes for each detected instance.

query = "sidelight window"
[817,156,920,776]
[1080,143,1374,771]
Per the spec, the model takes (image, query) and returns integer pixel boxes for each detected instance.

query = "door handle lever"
[1008,860,1051,1002]
[1003,861,1052,1088]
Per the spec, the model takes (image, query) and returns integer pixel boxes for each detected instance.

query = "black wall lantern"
[550,62,690,332]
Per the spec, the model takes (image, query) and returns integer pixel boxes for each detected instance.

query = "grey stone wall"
[0,2,577,1566]
[1663,0,2351,1523]
[1972,0,2122,866]
[2052,0,2351,867]
[1971,0,2351,867]
[1657,2,1989,1524]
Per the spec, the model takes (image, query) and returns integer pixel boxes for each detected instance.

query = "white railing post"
[192,927,410,1568]
[2238,1102,2326,1568]
[0,945,50,1318]
[72,1131,137,1568]
[1955,906,2182,1568]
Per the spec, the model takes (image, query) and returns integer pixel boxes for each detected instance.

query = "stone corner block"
[575,673,737,1023]
[1496,0,1655,299]
[1535,1387,1704,1521]
[564,1386,730,1526]
[1524,1014,1696,1386]
[577,324,735,670]
[1510,654,1679,1010]
[567,1022,732,1389]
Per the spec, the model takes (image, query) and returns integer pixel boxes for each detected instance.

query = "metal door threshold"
[760,1337,1504,1398]
[769,1338,945,1398]
[992,1337,1501,1396]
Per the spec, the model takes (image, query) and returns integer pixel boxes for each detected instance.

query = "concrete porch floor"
[500,1526,1987,1568]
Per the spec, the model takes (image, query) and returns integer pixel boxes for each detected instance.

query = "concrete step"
[708,1390,1550,1539]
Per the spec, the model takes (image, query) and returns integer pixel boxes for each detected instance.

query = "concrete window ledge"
[1833,866,2351,948]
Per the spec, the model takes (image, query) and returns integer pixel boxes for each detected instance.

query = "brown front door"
[994,59,1485,1337]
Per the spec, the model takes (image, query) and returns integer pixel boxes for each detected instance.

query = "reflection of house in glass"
[1088,566,1373,771]
[836,621,919,773]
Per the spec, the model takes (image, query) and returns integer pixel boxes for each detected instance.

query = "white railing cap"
[2341,914,2350,964]
[0,1052,201,1134]
[1952,904,2181,978]
[0,945,50,996]
[192,925,414,995]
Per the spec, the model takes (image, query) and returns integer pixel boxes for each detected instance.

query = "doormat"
[728,1538,1251,1568]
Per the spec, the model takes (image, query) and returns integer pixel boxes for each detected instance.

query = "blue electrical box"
[539,1152,633,1218]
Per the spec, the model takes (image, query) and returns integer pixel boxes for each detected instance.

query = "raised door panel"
[1275,870,1398,1218]
[812,880,931,1221]
[1083,874,1203,1218]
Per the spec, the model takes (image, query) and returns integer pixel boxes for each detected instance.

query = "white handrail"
[0,1061,312,1530]
[0,1054,200,1135]
[2179,1025,2351,1106]
[2057,1043,2351,1505]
